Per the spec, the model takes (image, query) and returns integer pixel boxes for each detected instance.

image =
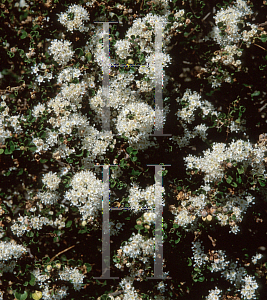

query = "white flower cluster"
[202,0,259,87]
[32,268,50,288]
[114,39,133,60]
[251,253,263,265]
[209,0,257,47]
[207,45,244,87]
[116,233,155,272]
[192,240,260,298]
[0,96,25,143]
[31,63,53,84]
[58,4,89,32]
[173,193,207,229]
[143,211,157,225]
[173,89,218,148]
[89,74,137,115]
[78,125,114,163]
[37,190,60,206]
[58,81,87,107]
[191,241,209,268]
[222,262,246,287]
[206,286,222,300]
[33,268,69,299]
[0,240,26,261]
[138,52,171,89]
[48,39,74,66]
[229,118,247,133]
[0,240,26,276]
[64,170,103,221]
[169,9,186,31]
[32,103,46,118]
[57,67,83,84]
[213,192,255,234]
[42,171,61,190]
[125,13,171,54]
[240,275,258,300]
[116,101,154,145]
[211,45,242,67]
[210,250,230,273]
[47,83,87,118]
[119,277,140,300]
[184,139,266,185]
[32,137,49,153]
[59,266,85,291]
[11,214,66,237]
[192,241,230,273]
[128,183,165,213]
[42,285,69,300]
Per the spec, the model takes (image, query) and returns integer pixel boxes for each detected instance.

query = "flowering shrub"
[0,0,267,299]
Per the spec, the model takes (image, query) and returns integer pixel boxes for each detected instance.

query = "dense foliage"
[0,0,267,299]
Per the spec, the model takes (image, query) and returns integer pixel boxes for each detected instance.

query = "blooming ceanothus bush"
[0,0,267,299]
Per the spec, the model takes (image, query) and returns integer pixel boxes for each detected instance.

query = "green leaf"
[66,220,72,228]
[4,148,12,155]
[4,140,15,154]
[237,166,244,174]
[134,224,144,231]
[84,263,92,272]
[236,175,242,184]
[76,150,84,157]
[76,48,84,57]
[261,34,267,42]
[0,149,4,154]
[258,179,266,187]
[29,273,36,286]
[197,276,205,282]
[40,159,48,163]
[18,168,24,176]
[29,146,37,152]
[188,258,192,266]
[251,91,260,97]
[20,30,28,39]
[21,291,28,300]
[226,176,232,184]
[126,147,133,154]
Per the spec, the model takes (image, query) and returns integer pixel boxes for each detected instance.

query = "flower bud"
[55,263,61,269]
[226,162,233,168]
[136,220,142,225]
[46,265,52,271]
[201,210,208,217]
